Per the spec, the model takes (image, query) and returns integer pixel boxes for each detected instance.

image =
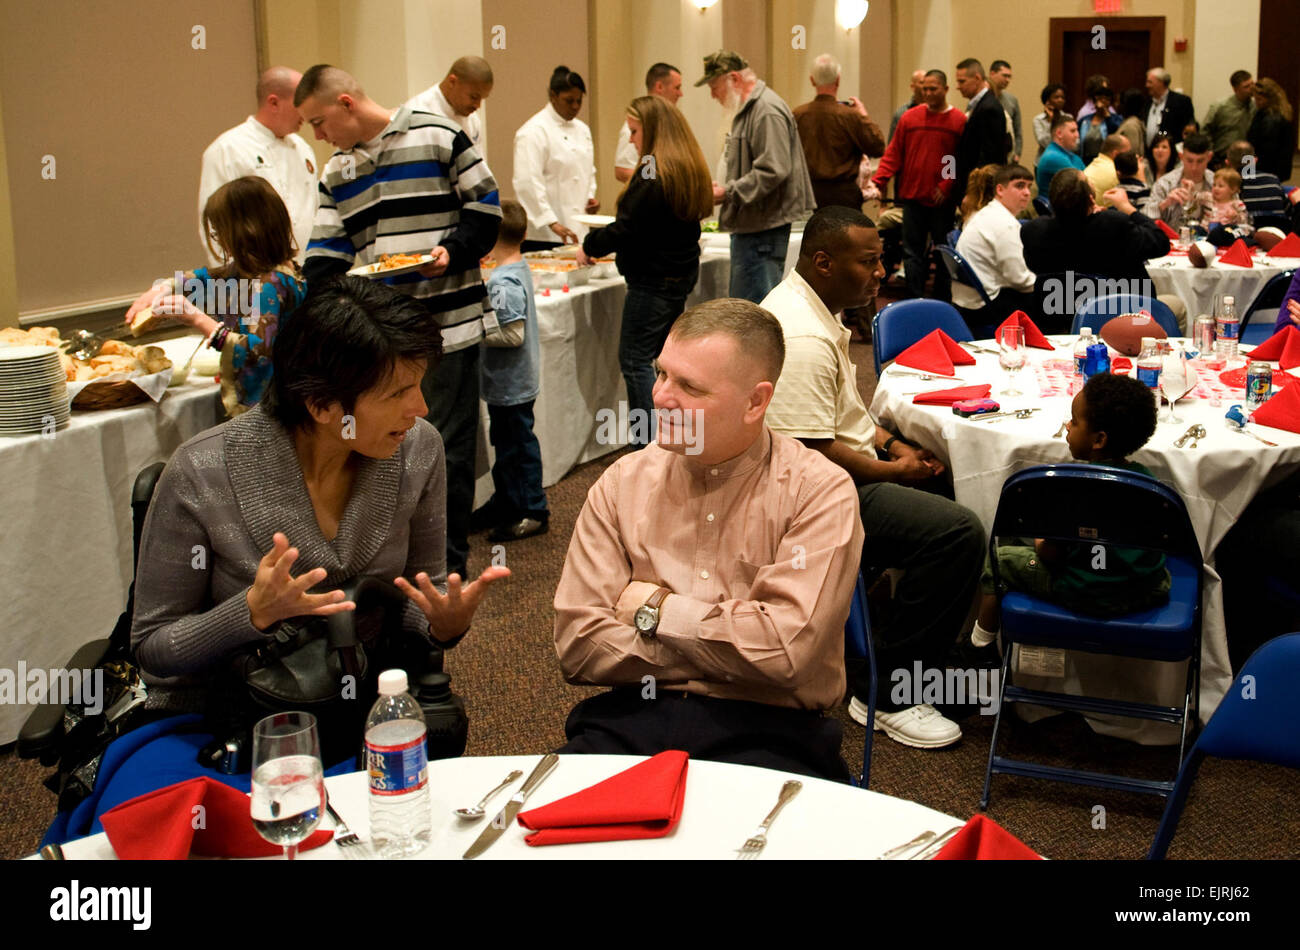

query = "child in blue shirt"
[475,200,549,541]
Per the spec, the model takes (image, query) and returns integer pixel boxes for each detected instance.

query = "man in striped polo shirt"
[297,64,502,580]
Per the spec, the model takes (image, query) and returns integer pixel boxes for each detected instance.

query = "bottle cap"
[1223,296,1235,305]
[1141,337,1156,347]
[378,669,409,695]
[1080,327,1092,336]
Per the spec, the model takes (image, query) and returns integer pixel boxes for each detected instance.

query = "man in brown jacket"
[794,54,885,210]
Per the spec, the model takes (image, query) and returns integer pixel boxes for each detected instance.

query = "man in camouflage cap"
[699,50,816,303]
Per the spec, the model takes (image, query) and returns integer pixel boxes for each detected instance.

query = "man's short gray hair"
[1148,67,1171,87]
[811,54,841,86]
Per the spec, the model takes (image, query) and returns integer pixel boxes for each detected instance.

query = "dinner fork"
[325,798,366,853]
[736,780,801,859]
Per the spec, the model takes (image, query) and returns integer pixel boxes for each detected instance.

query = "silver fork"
[736,780,802,859]
[325,798,366,853]
[908,825,964,859]
[1053,420,1069,438]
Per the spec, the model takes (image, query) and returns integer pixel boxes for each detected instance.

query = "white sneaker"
[871,704,962,749]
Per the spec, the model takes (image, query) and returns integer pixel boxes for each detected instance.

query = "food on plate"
[1100,313,1168,355]
[375,252,428,271]
[129,305,165,337]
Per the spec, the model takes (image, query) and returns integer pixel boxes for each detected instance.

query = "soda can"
[1195,315,1215,356]
[1246,362,1273,410]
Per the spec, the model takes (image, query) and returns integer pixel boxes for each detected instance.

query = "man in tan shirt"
[761,205,985,751]
[553,300,864,781]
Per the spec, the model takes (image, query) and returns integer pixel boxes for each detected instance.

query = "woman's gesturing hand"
[246,532,355,631]
[394,565,511,641]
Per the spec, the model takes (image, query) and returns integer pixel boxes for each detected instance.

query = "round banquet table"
[1145,247,1300,322]
[46,754,964,860]
[869,336,1300,743]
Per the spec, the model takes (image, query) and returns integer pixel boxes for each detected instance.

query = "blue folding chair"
[1072,293,1180,337]
[871,299,973,376]
[935,245,993,307]
[1032,272,1111,336]
[1032,196,1052,218]
[844,571,878,788]
[1148,633,1300,858]
[980,464,1203,809]
[1239,269,1296,346]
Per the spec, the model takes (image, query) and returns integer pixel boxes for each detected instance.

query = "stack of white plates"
[0,345,71,436]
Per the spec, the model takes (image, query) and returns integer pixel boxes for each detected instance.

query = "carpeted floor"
[2,295,1296,860]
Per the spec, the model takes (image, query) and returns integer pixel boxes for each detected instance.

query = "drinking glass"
[998,325,1026,396]
[1159,343,1193,424]
[251,712,324,860]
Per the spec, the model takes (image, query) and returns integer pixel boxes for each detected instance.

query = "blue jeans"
[620,277,695,447]
[486,400,548,521]
[729,224,791,303]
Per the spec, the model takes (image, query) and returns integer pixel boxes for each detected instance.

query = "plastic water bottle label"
[366,734,428,795]
[1074,356,1087,376]
[1136,365,1160,388]
[1218,319,1240,341]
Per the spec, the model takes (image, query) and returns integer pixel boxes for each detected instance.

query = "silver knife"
[462,753,559,859]
[908,825,963,859]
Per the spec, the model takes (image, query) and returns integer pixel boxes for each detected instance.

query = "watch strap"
[646,586,671,610]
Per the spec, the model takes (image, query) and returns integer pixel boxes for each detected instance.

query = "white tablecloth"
[1146,251,1300,320]
[869,337,1300,743]
[0,350,223,743]
[50,754,965,860]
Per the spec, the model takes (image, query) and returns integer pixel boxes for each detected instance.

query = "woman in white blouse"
[513,66,599,250]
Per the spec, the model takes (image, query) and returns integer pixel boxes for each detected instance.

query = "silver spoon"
[453,769,523,820]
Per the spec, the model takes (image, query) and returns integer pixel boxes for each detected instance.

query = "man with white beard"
[700,50,815,304]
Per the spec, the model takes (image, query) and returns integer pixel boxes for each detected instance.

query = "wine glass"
[1159,343,1193,424]
[251,712,325,860]
[998,325,1026,396]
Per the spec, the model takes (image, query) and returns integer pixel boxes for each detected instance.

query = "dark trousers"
[620,276,696,447]
[521,239,561,253]
[855,483,986,711]
[901,200,953,300]
[956,288,1038,336]
[485,400,548,521]
[421,346,479,579]
[557,688,854,783]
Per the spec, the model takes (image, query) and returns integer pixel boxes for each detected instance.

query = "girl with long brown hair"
[1249,78,1295,182]
[580,95,712,447]
[124,176,307,416]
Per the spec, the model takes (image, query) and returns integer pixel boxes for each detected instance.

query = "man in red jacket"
[866,69,966,300]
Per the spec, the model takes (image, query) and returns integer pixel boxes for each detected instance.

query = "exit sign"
[1094,0,1122,12]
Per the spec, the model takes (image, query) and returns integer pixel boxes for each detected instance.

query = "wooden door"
[1258,0,1299,165]
[1049,17,1166,114]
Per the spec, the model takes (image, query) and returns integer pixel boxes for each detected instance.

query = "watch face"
[634,605,658,632]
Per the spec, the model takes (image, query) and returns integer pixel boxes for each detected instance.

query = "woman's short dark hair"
[549,66,586,96]
[1080,372,1157,460]
[262,276,442,431]
[1040,83,1065,105]
[1049,169,1094,223]
[1120,87,1146,119]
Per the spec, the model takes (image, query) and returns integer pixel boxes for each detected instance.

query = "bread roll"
[130,306,163,337]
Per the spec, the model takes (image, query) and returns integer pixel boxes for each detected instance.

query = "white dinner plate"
[572,213,615,227]
[0,345,60,363]
[347,255,434,279]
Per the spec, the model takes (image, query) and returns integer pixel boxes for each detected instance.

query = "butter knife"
[462,753,559,859]
[908,825,963,859]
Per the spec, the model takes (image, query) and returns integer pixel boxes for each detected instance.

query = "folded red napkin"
[1249,380,1300,434]
[996,310,1053,349]
[1267,232,1300,258]
[1155,219,1179,240]
[100,776,333,859]
[516,750,688,845]
[1245,326,1300,367]
[932,814,1040,860]
[1218,238,1254,268]
[893,329,976,376]
[912,384,992,406]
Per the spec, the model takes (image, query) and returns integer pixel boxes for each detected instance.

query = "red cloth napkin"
[1245,326,1300,368]
[996,310,1053,349]
[932,814,1040,860]
[1267,232,1300,258]
[100,776,333,859]
[893,329,976,376]
[1218,238,1254,267]
[1249,380,1300,434]
[912,384,992,406]
[1155,219,1179,240]
[516,750,688,845]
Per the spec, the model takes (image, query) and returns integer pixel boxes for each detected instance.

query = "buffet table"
[870,337,1300,742]
[50,753,966,860]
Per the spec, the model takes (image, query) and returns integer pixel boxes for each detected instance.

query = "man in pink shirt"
[553,299,864,781]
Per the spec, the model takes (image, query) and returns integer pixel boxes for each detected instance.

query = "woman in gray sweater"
[131,278,510,681]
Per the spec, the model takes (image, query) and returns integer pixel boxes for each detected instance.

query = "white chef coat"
[197,116,319,266]
[614,120,638,171]
[406,83,486,151]
[513,103,597,243]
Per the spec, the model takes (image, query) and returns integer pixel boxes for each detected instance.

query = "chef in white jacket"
[513,66,599,249]
[198,66,318,266]
[406,55,493,152]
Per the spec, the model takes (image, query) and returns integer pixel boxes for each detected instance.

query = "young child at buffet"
[123,176,306,416]
[971,373,1171,648]
[1195,167,1252,233]
[473,199,550,542]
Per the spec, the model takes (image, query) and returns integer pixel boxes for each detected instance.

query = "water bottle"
[1073,327,1093,392]
[365,669,431,858]
[1215,295,1240,362]
[1136,337,1162,406]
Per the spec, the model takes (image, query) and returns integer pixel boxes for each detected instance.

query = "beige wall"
[259,0,341,174]
[1191,0,1259,121]
[0,86,18,328]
